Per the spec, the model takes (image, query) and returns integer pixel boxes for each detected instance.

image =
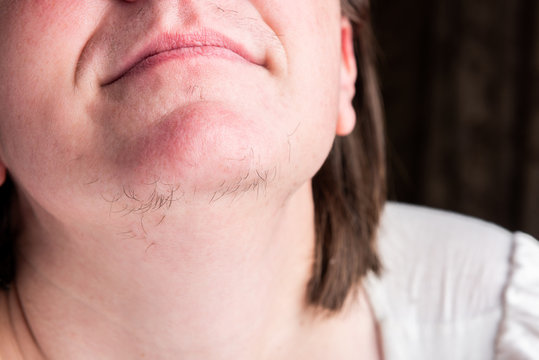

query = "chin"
[106,101,290,202]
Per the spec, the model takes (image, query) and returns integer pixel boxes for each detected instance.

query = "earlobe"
[336,17,358,137]
[336,106,357,136]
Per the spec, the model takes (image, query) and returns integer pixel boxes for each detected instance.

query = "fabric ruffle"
[495,232,539,359]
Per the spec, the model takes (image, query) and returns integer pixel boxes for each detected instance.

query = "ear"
[336,17,358,136]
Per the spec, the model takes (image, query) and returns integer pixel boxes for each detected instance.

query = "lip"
[102,30,265,86]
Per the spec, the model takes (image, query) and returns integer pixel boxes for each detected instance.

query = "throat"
[9,183,328,359]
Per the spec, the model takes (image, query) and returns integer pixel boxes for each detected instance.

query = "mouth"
[101,30,265,86]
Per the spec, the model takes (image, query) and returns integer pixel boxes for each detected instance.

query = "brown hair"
[0,0,385,312]
[0,175,17,289]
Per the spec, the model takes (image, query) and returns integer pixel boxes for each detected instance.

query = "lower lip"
[110,46,251,84]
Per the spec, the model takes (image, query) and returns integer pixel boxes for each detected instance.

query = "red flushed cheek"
[30,0,56,10]
[17,0,82,33]
[28,0,78,13]
[4,0,92,67]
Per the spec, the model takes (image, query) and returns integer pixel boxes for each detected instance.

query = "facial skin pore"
[0,1,379,359]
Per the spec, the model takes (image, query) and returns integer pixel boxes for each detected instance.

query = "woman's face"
[0,0,355,225]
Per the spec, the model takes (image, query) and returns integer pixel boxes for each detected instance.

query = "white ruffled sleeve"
[495,232,539,359]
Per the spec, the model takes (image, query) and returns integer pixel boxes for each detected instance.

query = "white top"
[365,203,539,360]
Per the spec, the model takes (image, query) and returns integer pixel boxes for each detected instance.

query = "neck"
[8,181,371,360]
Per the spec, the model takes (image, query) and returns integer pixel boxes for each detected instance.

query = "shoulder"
[379,202,515,253]
[374,202,515,322]
[364,202,539,359]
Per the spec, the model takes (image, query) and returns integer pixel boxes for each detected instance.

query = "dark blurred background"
[371,0,539,238]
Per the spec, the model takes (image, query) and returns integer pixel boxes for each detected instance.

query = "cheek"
[276,3,342,120]
[14,0,82,22]
[257,0,342,178]
[0,1,100,162]
[0,1,100,71]
[0,1,84,49]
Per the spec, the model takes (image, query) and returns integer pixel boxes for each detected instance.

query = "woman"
[0,0,537,359]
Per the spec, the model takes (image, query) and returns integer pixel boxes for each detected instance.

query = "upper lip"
[102,29,265,86]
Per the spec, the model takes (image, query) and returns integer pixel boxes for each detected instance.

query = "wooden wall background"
[371,0,539,238]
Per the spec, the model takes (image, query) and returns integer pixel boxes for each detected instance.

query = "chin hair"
[101,163,281,217]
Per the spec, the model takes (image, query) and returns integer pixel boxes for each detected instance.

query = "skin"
[0,0,381,359]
